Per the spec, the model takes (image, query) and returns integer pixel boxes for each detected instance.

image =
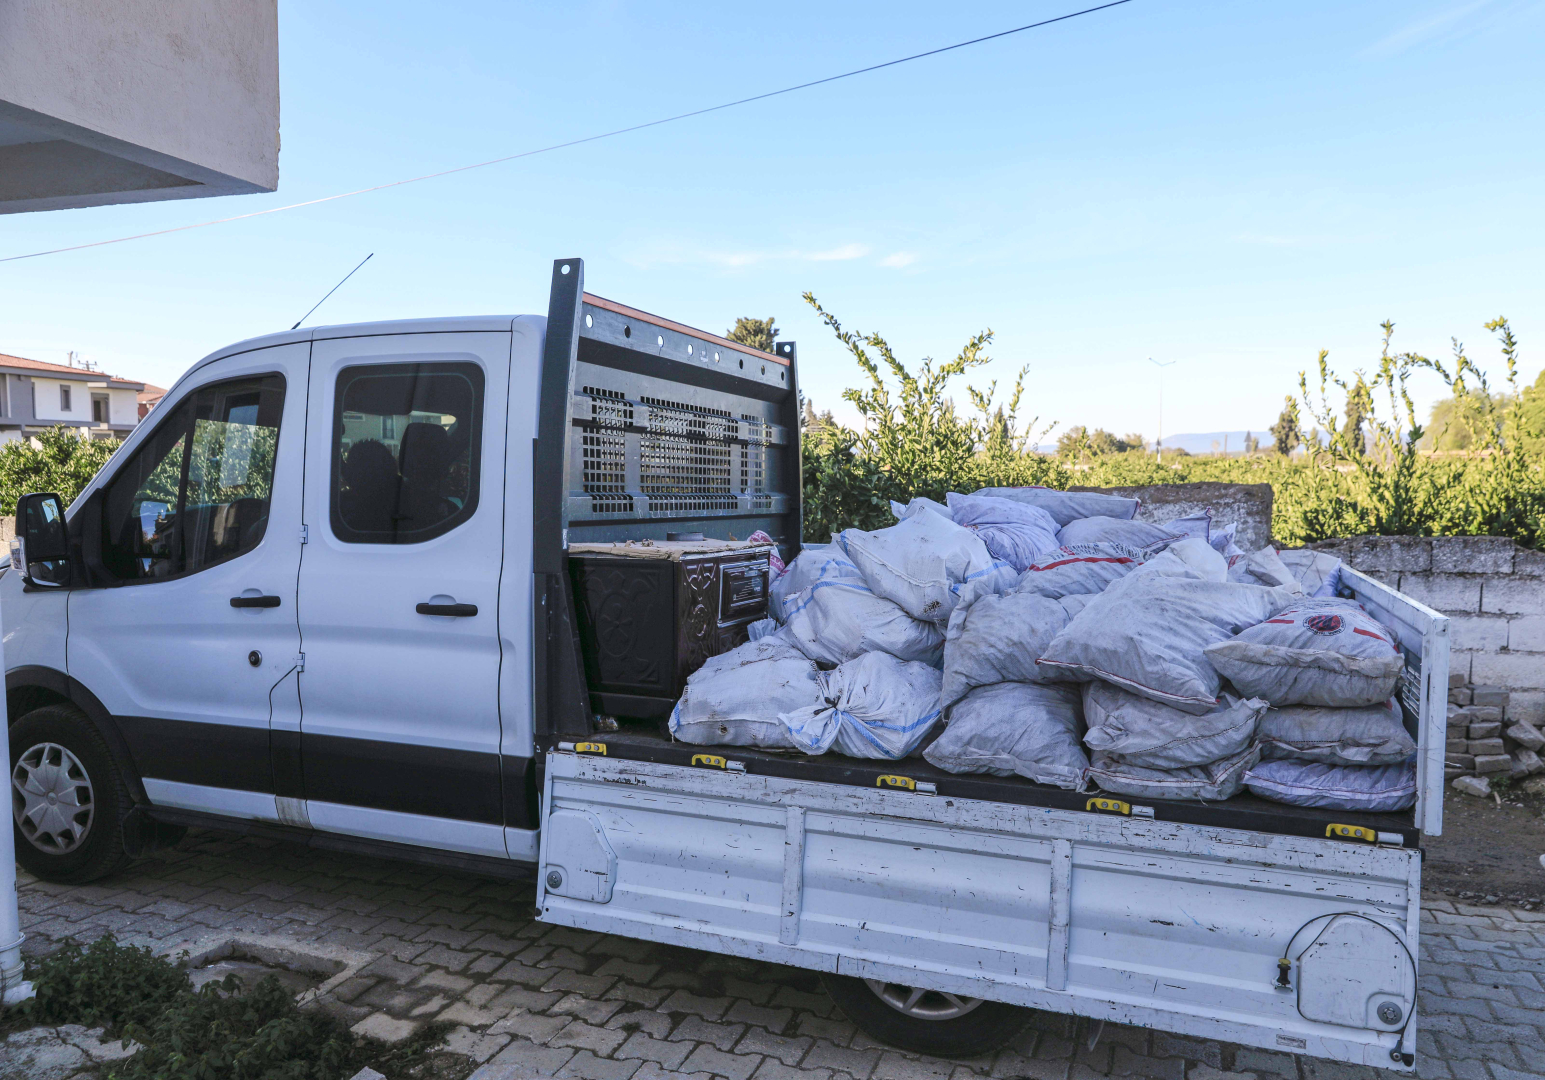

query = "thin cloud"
[880,252,918,268]
[1363,0,1504,57]
[807,243,870,262]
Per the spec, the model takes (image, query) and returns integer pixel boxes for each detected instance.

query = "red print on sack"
[1303,613,1345,635]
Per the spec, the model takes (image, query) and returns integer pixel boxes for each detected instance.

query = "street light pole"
[1149,358,1176,463]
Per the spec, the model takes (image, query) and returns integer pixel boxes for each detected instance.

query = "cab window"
[330,362,483,544]
[99,375,284,581]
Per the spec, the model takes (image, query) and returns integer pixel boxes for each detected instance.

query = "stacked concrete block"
[1303,535,1545,791]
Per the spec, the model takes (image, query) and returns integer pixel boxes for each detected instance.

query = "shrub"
[798,310,1545,550]
[0,425,119,515]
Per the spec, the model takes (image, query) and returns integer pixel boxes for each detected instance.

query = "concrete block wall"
[1306,536,1545,723]
[1305,535,1545,788]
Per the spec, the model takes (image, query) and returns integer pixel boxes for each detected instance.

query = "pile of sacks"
[668,486,1418,813]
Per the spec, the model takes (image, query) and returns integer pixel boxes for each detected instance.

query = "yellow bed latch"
[691,754,727,769]
[877,774,916,791]
[1327,824,1376,842]
[1087,797,1131,815]
[574,741,607,755]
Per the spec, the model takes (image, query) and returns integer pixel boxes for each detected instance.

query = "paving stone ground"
[6,830,1543,1080]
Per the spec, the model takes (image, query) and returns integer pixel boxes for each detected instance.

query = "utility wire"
[1,0,1134,265]
[291,253,373,328]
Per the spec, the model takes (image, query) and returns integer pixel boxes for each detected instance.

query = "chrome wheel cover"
[12,742,95,854]
[864,979,985,1020]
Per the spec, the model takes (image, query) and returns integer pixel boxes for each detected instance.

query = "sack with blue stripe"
[780,652,943,760]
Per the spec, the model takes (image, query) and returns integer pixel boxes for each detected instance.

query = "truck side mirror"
[12,492,70,588]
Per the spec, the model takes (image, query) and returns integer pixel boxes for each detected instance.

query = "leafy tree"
[1522,364,1545,455]
[1420,391,1508,452]
[1270,399,1301,455]
[726,316,779,353]
[1341,373,1373,456]
[0,426,119,515]
[1056,427,1140,457]
[1244,431,1260,454]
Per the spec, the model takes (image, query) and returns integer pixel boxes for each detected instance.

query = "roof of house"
[137,383,166,404]
[0,351,145,391]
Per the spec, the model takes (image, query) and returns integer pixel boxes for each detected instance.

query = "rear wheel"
[820,972,1033,1057]
[9,704,134,884]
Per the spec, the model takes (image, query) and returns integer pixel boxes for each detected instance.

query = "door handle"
[416,602,478,617]
[230,595,282,609]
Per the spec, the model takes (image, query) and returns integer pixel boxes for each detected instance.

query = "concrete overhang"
[0,1,279,215]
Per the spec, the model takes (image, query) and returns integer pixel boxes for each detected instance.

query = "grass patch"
[10,934,456,1079]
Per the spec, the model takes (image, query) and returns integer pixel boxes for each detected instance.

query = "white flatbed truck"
[5,259,1445,1066]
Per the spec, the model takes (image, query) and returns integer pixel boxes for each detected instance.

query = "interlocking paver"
[680,1043,762,1080]
[12,830,1544,1080]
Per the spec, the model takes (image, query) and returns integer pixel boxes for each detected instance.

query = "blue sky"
[2,0,1542,442]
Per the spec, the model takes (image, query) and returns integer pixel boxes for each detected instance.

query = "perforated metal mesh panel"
[561,298,799,547]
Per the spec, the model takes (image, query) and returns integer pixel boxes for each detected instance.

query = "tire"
[820,972,1033,1057]
[9,704,135,884]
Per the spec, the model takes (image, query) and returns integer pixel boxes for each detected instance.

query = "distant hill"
[1033,429,1274,456]
[1155,430,1267,455]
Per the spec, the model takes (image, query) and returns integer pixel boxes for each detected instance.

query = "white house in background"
[0,352,145,443]
[0,1,279,214]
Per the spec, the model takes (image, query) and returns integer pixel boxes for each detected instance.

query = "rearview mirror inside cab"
[12,491,70,588]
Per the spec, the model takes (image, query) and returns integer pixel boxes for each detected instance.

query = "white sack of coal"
[944,492,1063,570]
[836,510,1016,624]
[970,486,1140,527]
[923,682,1089,790]
[1203,597,1404,707]
[1055,515,1192,550]
[1226,546,1303,592]
[941,588,1090,708]
[1256,697,1415,766]
[1082,682,1268,770]
[780,652,943,760]
[769,545,864,623]
[1126,536,1228,583]
[1087,744,1261,802]
[1037,558,1295,714]
[890,496,953,522]
[1244,759,1417,811]
[779,578,944,667]
[1276,549,1345,598]
[1012,543,1151,599]
[669,638,823,749]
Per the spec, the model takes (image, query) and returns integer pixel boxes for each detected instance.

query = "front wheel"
[820,973,1033,1057]
[9,704,134,884]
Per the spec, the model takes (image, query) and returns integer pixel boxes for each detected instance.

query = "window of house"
[91,394,109,423]
[59,384,71,412]
[99,375,285,581]
[330,362,483,544]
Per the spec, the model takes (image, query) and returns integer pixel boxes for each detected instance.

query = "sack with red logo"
[1203,598,1404,708]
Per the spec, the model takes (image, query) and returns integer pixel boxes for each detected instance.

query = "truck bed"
[583,722,1422,847]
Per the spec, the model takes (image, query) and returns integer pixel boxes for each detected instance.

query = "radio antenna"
[291,253,374,330]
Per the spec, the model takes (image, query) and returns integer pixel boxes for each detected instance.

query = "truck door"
[67,344,306,821]
[296,330,510,858]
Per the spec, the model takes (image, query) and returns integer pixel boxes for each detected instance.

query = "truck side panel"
[538,755,1421,1069]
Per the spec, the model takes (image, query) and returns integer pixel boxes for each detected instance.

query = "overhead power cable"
[1,0,1135,265]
